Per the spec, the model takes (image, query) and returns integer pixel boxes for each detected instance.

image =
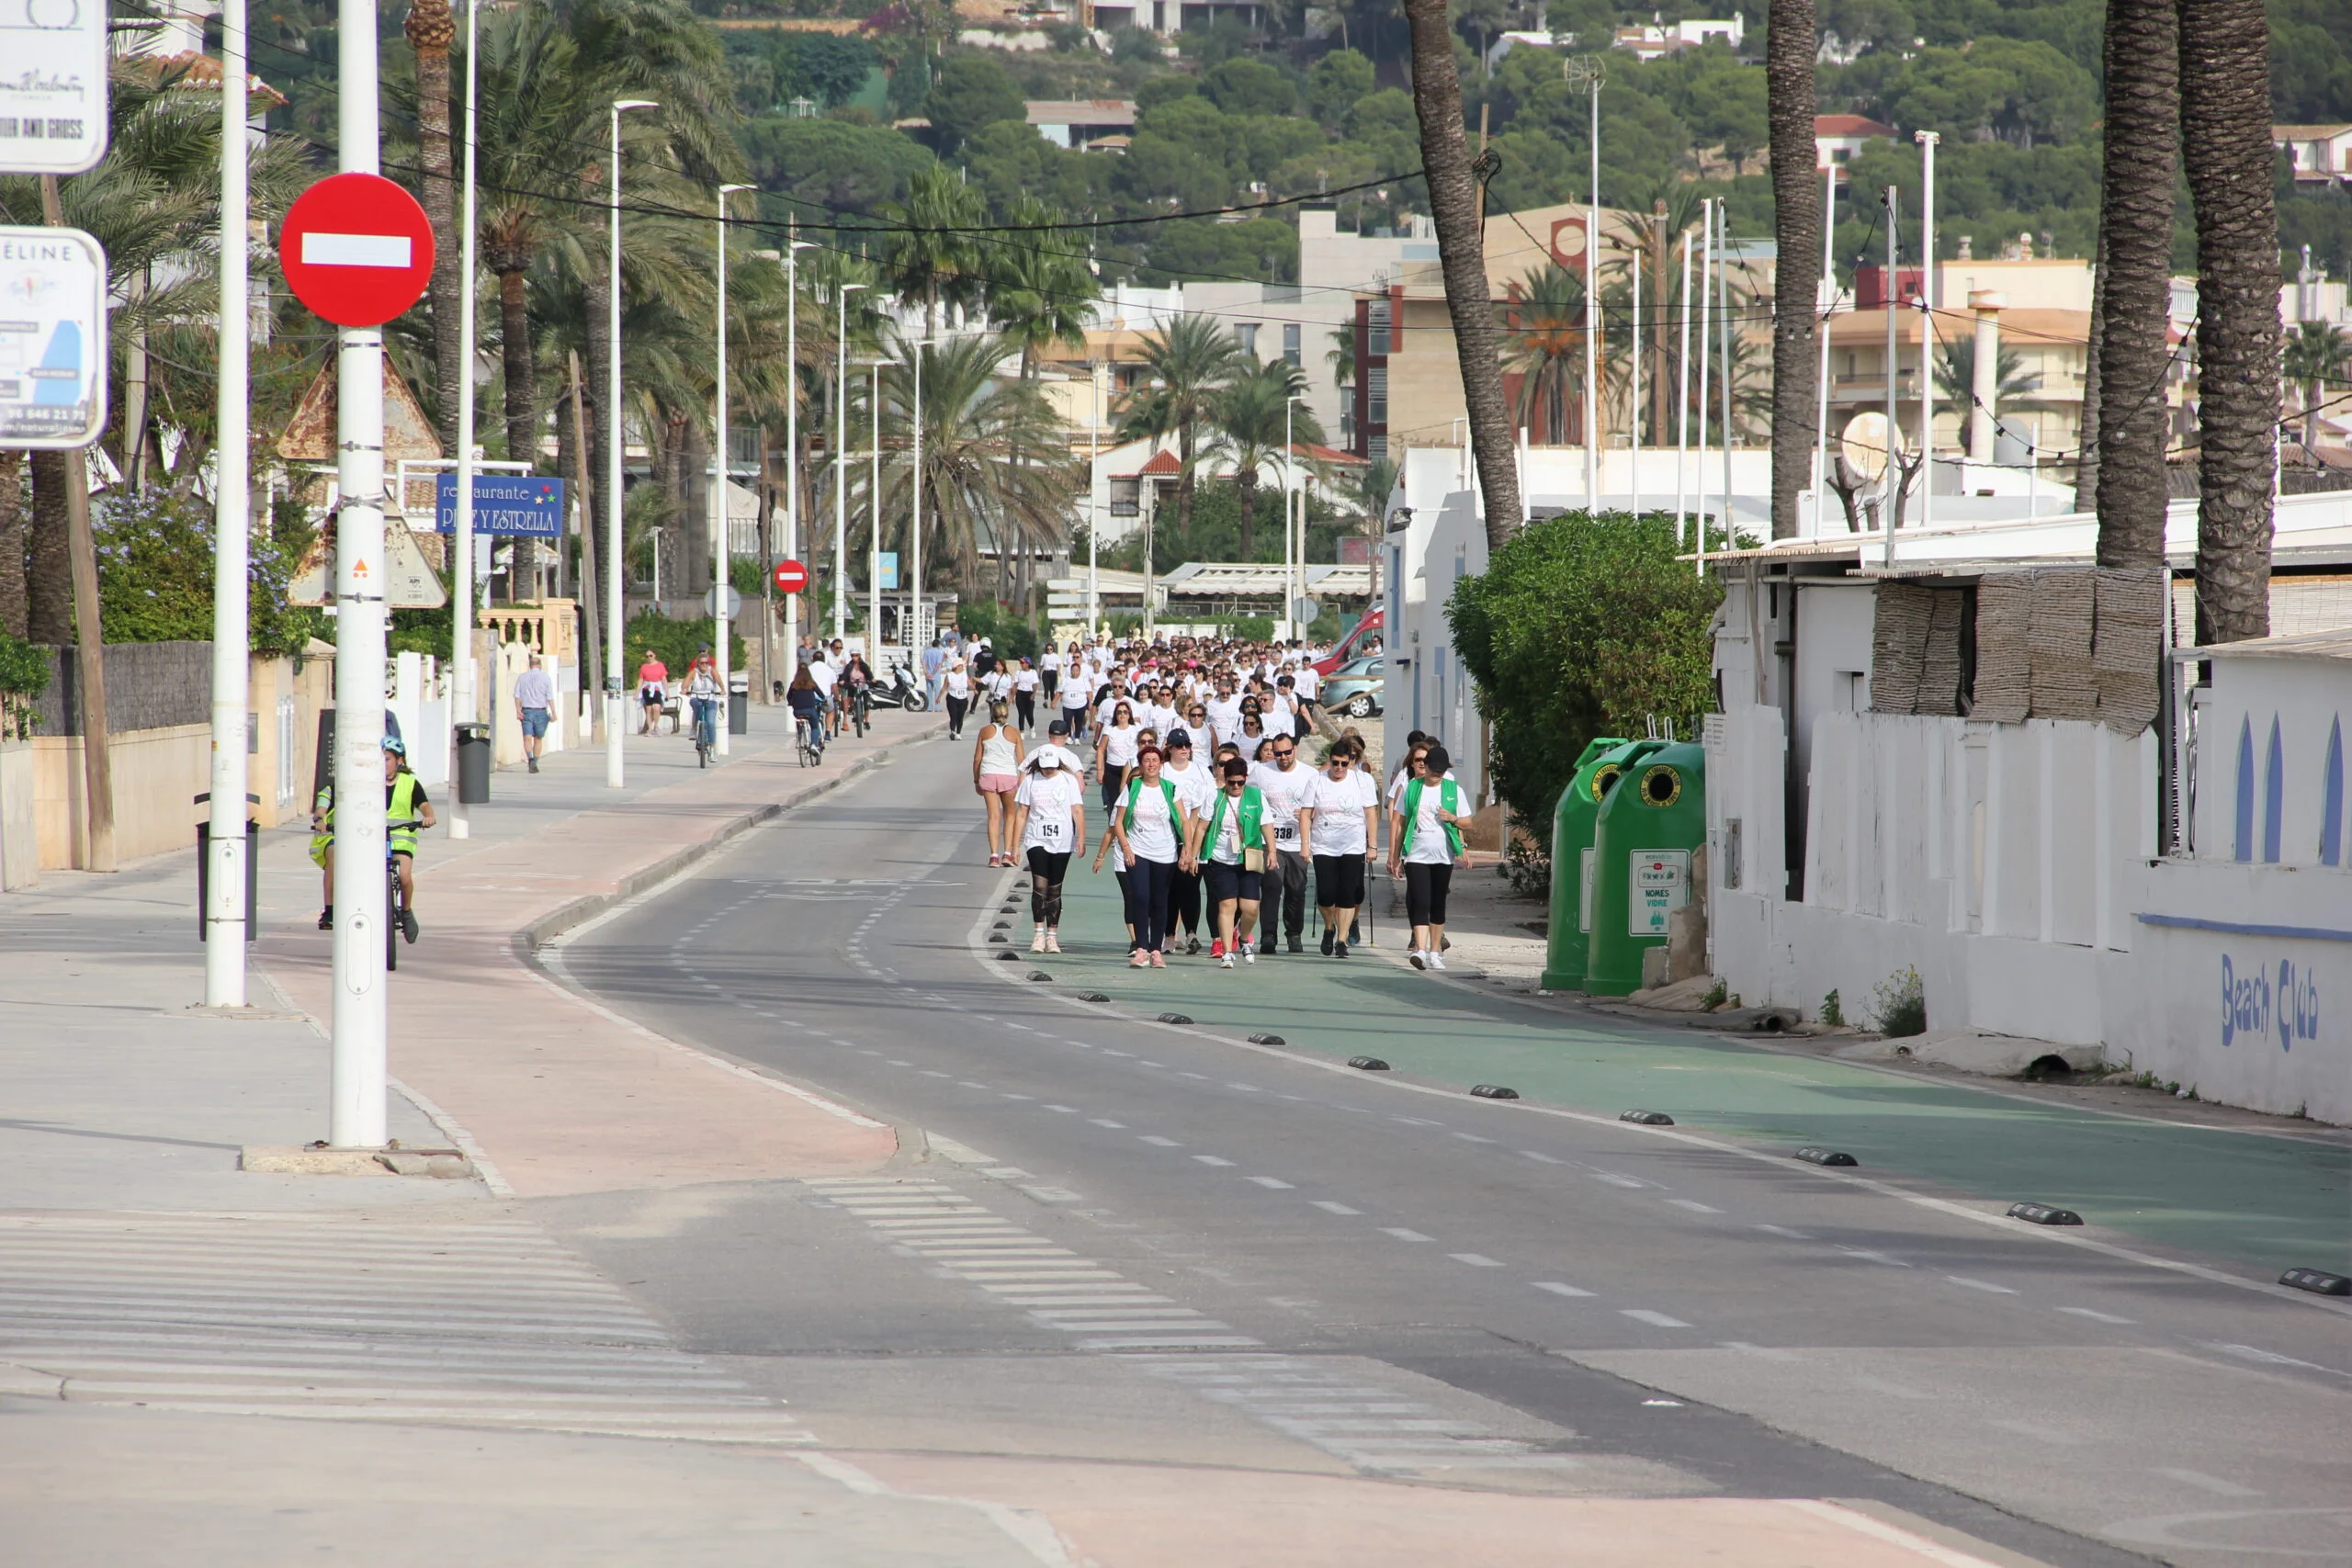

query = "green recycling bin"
[1539,736,1627,991]
[1583,739,1707,996]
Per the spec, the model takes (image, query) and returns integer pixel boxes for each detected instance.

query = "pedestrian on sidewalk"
[1299,737,1378,956]
[1187,756,1266,967]
[1094,743,1192,968]
[513,653,555,773]
[1012,658,1039,730]
[1249,731,1313,955]
[1390,744,1473,970]
[1094,699,1140,812]
[922,637,947,709]
[942,659,973,739]
[974,701,1023,867]
[1008,742,1085,953]
[1040,643,1062,705]
[636,649,669,735]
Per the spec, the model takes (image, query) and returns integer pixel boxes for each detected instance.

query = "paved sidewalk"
[995,855,2352,1278]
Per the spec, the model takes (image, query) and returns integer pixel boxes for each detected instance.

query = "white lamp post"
[1814,164,1836,537]
[910,335,932,662]
[711,181,752,755]
[834,281,867,644]
[605,97,657,787]
[447,0,482,835]
[1915,129,1939,534]
[865,357,883,658]
[1284,391,1300,639]
[205,0,251,1003]
[783,237,816,692]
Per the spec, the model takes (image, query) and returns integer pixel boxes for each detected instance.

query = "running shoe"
[399,908,420,944]
[1334,941,1349,958]
[1209,939,1225,959]
[1219,953,1235,970]
[1186,935,1200,956]
[1129,953,1148,968]
[1241,946,1255,964]
[1149,952,1167,968]
[1408,949,1427,969]
[1320,929,1335,956]
[1428,952,1448,971]
[317,908,332,931]
[1044,932,1061,953]
[1287,936,1303,954]
[1030,931,1046,953]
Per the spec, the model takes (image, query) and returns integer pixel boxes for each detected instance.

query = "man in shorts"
[514,652,555,773]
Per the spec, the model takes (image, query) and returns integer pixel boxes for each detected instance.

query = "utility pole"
[448,0,481,835]
[712,182,752,754]
[1916,129,1939,533]
[206,0,251,1002]
[1883,183,1901,568]
[910,335,928,658]
[1566,53,1602,514]
[785,235,814,692]
[329,0,390,1146]
[606,98,657,786]
[1677,226,1691,548]
[1814,164,1836,536]
[1695,197,1712,567]
[835,282,866,644]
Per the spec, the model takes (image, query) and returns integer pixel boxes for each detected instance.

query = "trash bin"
[1538,736,1629,991]
[1582,739,1707,996]
[455,722,492,805]
[194,818,260,942]
[728,672,749,736]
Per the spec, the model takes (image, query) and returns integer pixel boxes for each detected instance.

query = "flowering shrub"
[92,490,326,657]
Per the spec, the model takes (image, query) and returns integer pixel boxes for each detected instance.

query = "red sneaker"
[1209,939,1225,959]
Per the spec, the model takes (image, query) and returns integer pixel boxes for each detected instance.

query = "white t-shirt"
[1294,665,1320,699]
[1250,760,1312,852]
[1202,787,1250,863]
[1062,680,1092,712]
[1204,695,1241,748]
[1016,770,1083,853]
[1265,695,1295,734]
[983,670,1015,702]
[942,669,970,700]
[1304,769,1373,856]
[809,660,838,696]
[1121,779,1180,863]
[1160,758,1216,818]
[1013,668,1041,693]
[1100,723,1142,769]
[1041,650,1062,672]
[1146,700,1180,735]
[1400,774,1463,865]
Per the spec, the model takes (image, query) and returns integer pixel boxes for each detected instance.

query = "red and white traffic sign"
[773,558,810,594]
[280,174,435,328]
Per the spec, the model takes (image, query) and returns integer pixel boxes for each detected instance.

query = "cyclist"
[786,666,827,761]
[311,736,435,941]
[684,656,723,757]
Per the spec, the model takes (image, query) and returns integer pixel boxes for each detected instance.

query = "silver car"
[1322,654,1384,719]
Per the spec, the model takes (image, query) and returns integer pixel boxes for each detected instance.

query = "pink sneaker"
[1209,939,1225,959]
[1149,952,1167,968]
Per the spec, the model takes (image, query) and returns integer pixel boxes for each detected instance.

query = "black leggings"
[1015,692,1035,728]
[945,694,969,736]
[1125,855,1175,953]
[1404,862,1453,927]
[1025,847,1069,925]
[1099,763,1126,813]
[1042,671,1058,700]
[1168,863,1202,937]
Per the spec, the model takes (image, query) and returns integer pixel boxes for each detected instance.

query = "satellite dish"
[1839,411,1906,481]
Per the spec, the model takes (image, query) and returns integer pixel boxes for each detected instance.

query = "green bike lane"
[1002,864,2349,1280]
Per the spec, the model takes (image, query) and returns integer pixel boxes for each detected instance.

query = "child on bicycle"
[311,736,435,940]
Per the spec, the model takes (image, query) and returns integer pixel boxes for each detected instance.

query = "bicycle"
[690,694,719,768]
[796,714,824,768]
[849,682,872,739]
[385,816,422,972]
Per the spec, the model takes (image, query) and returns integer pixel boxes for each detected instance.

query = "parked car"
[1322,654,1384,719]
[1312,608,1383,678]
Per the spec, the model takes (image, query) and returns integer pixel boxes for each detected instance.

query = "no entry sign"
[773,558,809,594]
[280,174,435,327]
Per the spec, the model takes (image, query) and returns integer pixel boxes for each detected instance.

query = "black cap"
[1047,718,1069,736]
[1167,728,1193,750]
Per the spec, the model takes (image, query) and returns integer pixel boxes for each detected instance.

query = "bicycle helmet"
[381,735,407,757]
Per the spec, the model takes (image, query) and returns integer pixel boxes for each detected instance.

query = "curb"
[517,719,946,952]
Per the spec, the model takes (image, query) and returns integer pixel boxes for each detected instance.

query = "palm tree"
[2090,0,2179,573]
[1399,0,1521,543]
[881,165,986,338]
[403,0,462,452]
[1206,363,1325,559]
[1327,321,1355,394]
[2283,323,2352,457]
[1503,264,1587,446]
[983,200,1098,377]
[874,337,1072,598]
[1766,0,1822,541]
[2179,0,2283,644]
[1119,314,1244,544]
[1932,340,2048,455]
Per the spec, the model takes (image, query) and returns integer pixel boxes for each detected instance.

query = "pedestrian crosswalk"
[0,1213,814,1445]
[809,1179,1575,1472]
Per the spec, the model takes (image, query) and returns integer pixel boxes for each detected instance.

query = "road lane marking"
[1311,1201,1362,1214]
[1532,1281,1595,1298]
[1193,1156,1236,1167]
[1246,1177,1295,1189]
[1379,1228,1432,1242]
[1837,1247,1912,1268]
[1088,1119,1125,1128]
[1620,1310,1690,1328]
[2056,1306,2135,1325]
[1665,1199,1723,1213]
[1946,1276,2018,1294]
[1755,1224,1815,1239]
[1448,1254,1504,1268]
[1519,1150,1565,1164]
[2151,1468,2261,1497]
[1138,1135,1181,1146]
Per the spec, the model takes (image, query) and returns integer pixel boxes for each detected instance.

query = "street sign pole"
[449,0,481,838]
[330,0,390,1149]
[206,0,251,1007]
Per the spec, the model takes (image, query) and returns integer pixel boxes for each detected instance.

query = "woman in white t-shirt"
[1387,744,1475,970]
[1158,729,1218,954]
[1007,746,1086,953]
[1059,659,1094,742]
[1093,701,1141,812]
[1039,646,1063,706]
[1012,659,1041,729]
[1296,739,1379,956]
[1182,756,1266,967]
[942,660,975,739]
[1092,744,1193,968]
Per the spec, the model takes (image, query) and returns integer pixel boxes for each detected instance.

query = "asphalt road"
[547,736,2352,1568]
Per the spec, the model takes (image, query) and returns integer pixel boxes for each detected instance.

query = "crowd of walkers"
[989,632,1475,972]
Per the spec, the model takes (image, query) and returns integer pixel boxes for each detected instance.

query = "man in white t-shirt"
[807,653,839,737]
[1247,731,1314,955]
[1292,660,1320,720]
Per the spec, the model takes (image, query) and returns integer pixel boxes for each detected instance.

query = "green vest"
[1400,776,1464,858]
[311,772,424,855]
[1204,785,1265,860]
[1122,775,1180,834]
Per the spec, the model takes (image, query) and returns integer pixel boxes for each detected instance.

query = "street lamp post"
[1566,53,1602,513]
[866,357,883,659]
[1814,164,1837,537]
[1284,392,1299,639]
[711,182,753,756]
[1915,129,1939,534]
[910,336,930,660]
[447,0,481,835]
[834,281,866,644]
[1695,197,1713,565]
[784,237,815,692]
[605,97,657,788]
[1088,362,1102,635]
[205,0,251,1004]
[1677,226,1692,547]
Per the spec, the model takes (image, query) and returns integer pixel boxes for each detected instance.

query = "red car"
[1312,609,1384,678]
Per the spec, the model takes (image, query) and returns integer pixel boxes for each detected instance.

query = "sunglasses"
[1273,747,1295,757]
